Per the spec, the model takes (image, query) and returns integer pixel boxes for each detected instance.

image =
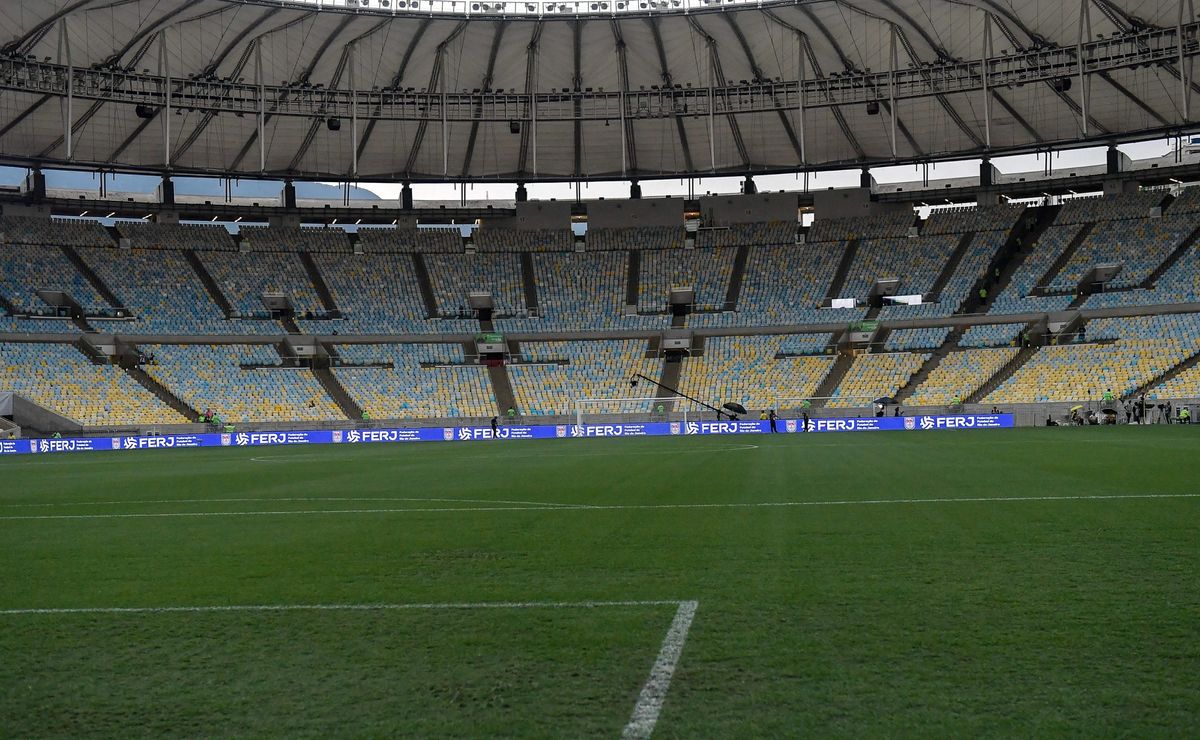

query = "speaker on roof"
[326,117,341,132]
[1052,77,1072,93]
[509,120,521,134]
[135,105,157,119]
[866,101,880,115]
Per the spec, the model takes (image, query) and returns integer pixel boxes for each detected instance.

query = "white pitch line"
[0,492,1196,521]
[0,496,578,510]
[0,600,688,616]
[622,600,698,740]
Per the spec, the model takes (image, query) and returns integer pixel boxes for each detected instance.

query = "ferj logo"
[220,434,232,446]
[235,433,250,446]
[903,417,916,430]
[920,417,936,430]
[685,422,699,435]
[332,430,344,443]
[123,437,138,450]
[555,425,567,438]
[785,420,797,433]
[669,422,681,435]
[443,428,455,441]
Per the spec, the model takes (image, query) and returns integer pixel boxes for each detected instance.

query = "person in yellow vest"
[1103,389,1115,403]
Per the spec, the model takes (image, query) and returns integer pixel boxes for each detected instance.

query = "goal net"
[574,395,707,426]
[775,395,882,415]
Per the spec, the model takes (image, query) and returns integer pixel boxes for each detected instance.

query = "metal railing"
[2,23,1194,121]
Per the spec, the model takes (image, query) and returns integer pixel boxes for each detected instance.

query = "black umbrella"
[722,402,748,416]
[874,397,898,405]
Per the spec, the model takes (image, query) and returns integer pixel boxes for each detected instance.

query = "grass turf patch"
[1,426,1198,736]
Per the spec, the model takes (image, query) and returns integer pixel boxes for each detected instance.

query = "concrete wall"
[267,214,303,229]
[699,192,798,225]
[481,201,572,230]
[587,198,684,229]
[1,203,52,219]
[812,185,911,221]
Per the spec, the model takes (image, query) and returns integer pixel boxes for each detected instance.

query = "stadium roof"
[0,0,1197,183]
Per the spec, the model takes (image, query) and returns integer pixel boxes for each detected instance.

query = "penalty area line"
[0,598,698,739]
[623,599,698,740]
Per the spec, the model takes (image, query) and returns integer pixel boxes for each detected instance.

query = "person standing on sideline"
[768,409,778,433]
[490,416,499,436]
[802,410,810,431]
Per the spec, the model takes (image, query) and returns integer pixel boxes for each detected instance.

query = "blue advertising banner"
[0,414,1015,457]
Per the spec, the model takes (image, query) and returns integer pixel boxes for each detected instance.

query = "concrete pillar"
[160,175,175,206]
[25,168,46,199]
[859,167,871,189]
[979,159,997,187]
[1106,145,1130,176]
[283,179,297,209]
[630,180,642,200]
[516,182,528,203]
[742,175,756,195]
[401,183,413,210]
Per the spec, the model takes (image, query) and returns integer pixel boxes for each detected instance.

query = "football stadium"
[1,0,1198,735]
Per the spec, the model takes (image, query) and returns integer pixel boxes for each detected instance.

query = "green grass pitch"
[1,426,1198,737]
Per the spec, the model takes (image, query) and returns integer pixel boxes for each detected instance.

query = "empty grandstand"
[3,1,1200,736]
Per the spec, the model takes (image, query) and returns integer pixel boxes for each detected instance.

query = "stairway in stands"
[520,253,539,316]
[279,315,302,334]
[968,205,1059,313]
[809,332,854,408]
[1032,221,1094,295]
[1141,224,1200,289]
[312,366,363,420]
[824,239,860,301]
[656,350,685,412]
[966,335,1039,403]
[121,359,199,422]
[625,250,641,313]
[722,244,752,311]
[298,252,340,316]
[184,250,235,317]
[410,253,440,318]
[894,328,963,404]
[926,232,976,300]
[60,245,124,311]
[474,320,519,416]
[1132,346,1200,397]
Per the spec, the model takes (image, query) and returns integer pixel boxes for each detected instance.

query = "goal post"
[574,395,696,426]
[775,395,881,415]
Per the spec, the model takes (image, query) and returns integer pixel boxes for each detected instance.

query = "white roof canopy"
[0,0,1195,182]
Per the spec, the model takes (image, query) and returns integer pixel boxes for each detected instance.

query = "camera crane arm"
[630,373,733,420]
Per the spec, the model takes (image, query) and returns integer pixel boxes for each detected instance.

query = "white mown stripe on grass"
[0,493,1196,521]
[622,600,699,740]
